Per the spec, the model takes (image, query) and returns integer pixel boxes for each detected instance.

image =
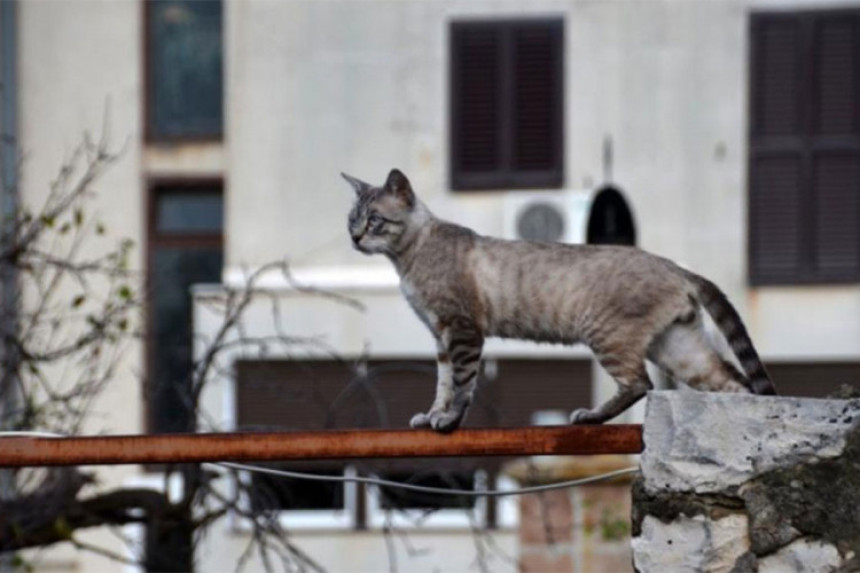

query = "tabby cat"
[343,169,775,433]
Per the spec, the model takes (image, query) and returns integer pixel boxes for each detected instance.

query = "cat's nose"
[351,232,363,245]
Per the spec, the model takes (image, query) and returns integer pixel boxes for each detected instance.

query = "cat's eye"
[368,214,384,228]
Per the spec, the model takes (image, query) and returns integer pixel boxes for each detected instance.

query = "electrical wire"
[0,431,640,497]
[209,461,639,498]
[0,430,65,438]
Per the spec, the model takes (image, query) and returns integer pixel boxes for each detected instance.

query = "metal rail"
[0,425,643,468]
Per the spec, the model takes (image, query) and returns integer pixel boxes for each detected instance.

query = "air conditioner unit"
[503,190,593,244]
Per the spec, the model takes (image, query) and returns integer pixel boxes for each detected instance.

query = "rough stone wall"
[632,391,860,573]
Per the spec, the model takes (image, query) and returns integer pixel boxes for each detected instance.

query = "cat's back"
[471,234,675,279]
[413,219,689,301]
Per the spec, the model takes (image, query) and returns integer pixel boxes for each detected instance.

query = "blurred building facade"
[7,0,860,571]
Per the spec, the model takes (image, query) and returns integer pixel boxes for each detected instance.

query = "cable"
[0,430,65,438]
[208,461,639,498]
[0,431,640,497]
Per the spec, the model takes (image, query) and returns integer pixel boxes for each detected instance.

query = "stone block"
[633,390,860,572]
[758,539,841,573]
[632,513,748,573]
[641,391,860,494]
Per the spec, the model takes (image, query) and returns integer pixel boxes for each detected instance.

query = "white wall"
[227,1,747,271]
[226,0,860,363]
[19,0,144,434]
[18,1,144,571]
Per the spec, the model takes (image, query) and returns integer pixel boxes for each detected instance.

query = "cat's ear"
[384,169,415,207]
[341,172,372,196]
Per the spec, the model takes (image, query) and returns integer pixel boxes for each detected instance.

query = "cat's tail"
[684,271,776,395]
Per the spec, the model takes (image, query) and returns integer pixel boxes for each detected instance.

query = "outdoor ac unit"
[502,190,593,244]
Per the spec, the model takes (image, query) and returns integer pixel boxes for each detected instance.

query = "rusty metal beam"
[0,425,643,468]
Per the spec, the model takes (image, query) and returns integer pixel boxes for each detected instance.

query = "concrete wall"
[19,0,144,436]
[226,0,860,365]
[18,1,143,571]
[228,0,749,272]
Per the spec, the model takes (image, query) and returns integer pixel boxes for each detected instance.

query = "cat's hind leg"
[648,315,750,393]
[570,356,652,424]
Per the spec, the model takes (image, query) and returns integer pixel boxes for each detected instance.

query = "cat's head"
[342,169,426,256]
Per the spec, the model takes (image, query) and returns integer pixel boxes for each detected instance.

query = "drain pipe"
[0,6,19,569]
[1,0,20,427]
[1,0,17,214]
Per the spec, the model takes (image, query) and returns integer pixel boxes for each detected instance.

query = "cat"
[343,169,775,433]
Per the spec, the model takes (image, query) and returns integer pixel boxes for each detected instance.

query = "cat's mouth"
[351,234,371,254]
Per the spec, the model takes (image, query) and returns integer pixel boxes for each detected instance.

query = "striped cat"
[343,169,775,433]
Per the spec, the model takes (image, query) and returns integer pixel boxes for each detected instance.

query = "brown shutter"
[236,358,591,432]
[765,361,860,398]
[811,16,860,280]
[813,154,860,277]
[236,358,591,475]
[512,21,564,183]
[750,156,803,280]
[749,15,805,283]
[451,19,564,190]
[752,17,802,137]
[474,360,591,427]
[813,17,859,135]
[749,11,860,284]
[451,23,503,181]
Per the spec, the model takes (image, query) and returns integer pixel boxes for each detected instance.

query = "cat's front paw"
[569,408,602,425]
[429,409,465,433]
[410,412,433,429]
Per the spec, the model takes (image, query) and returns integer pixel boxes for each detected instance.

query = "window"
[366,469,487,529]
[450,19,564,190]
[749,11,860,284]
[234,464,358,530]
[147,182,223,434]
[146,0,223,139]
[765,362,860,398]
[234,358,591,528]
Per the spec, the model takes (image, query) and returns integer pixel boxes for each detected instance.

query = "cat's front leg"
[410,322,483,433]
[410,339,454,429]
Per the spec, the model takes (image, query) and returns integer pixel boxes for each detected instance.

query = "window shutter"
[512,22,564,177]
[752,18,802,137]
[750,156,803,279]
[451,24,503,179]
[764,361,860,398]
[749,11,860,284]
[814,17,859,135]
[812,16,860,279]
[749,15,805,283]
[451,19,564,190]
[236,359,590,431]
[813,154,860,277]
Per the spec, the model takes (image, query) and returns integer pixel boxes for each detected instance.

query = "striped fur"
[682,271,775,395]
[344,169,776,432]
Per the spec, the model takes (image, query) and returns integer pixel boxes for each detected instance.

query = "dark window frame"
[748,9,860,285]
[144,178,224,435]
[763,361,860,398]
[143,0,225,143]
[450,18,565,191]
